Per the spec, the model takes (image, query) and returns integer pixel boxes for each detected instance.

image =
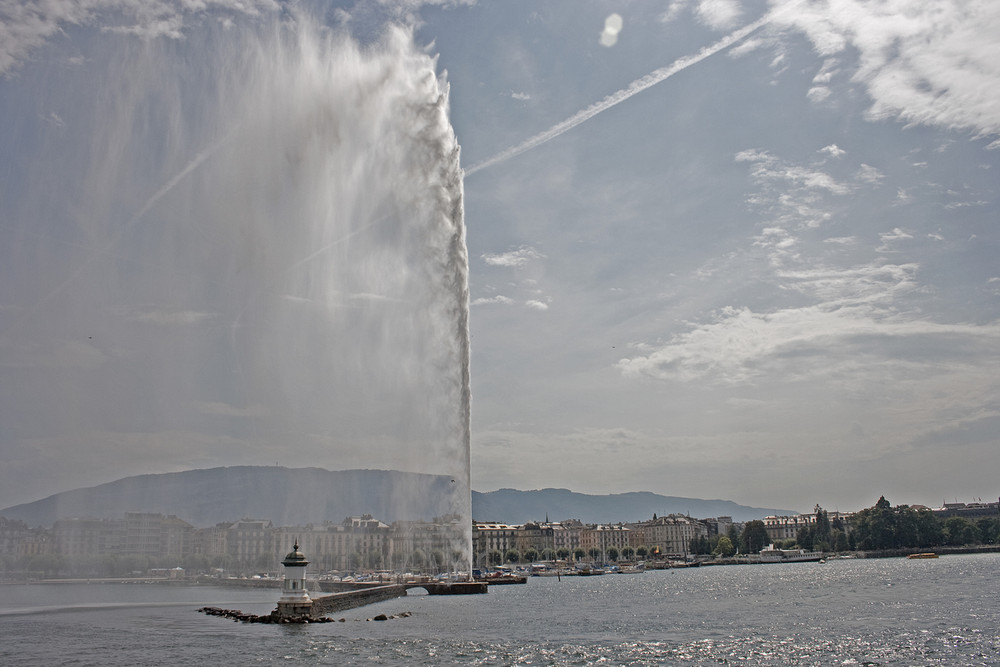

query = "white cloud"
[525,299,549,311]
[773,0,1000,137]
[617,299,1000,388]
[695,0,742,30]
[481,246,545,267]
[854,163,884,185]
[820,144,846,159]
[736,148,854,233]
[0,0,279,74]
[659,1,690,25]
[877,227,914,253]
[471,295,515,306]
[806,86,831,103]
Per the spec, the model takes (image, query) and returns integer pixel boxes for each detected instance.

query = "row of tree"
[848,496,999,550]
[484,545,667,566]
[691,498,1000,557]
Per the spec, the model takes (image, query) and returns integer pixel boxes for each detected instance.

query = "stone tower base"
[275,600,313,619]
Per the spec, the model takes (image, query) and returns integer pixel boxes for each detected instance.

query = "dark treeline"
[847,496,999,551]
[690,497,1000,556]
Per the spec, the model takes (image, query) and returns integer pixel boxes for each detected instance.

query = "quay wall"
[309,585,408,615]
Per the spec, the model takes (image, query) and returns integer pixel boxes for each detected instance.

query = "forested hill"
[1,466,796,527]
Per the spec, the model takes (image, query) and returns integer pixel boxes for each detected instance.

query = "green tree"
[796,526,814,551]
[635,546,648,558]
[488,549,503,566]
[976,518,1000,544]
[523,548,540,563]
[607,547,619,562]
[541,548,557,561]
[573,548,586,561]
[713,535,736,557]
[587,547,601,562]
[741,520,769,554]
[556,548,571,560]
[943,517,977,546]
[727,523,742,551]
[621,546,635,561]
[813,505,831,550]
[689,536,712,555]
[831,529,849,552]
[505,549,520,564]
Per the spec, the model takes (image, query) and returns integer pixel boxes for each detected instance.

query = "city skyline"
[1,1,998,513]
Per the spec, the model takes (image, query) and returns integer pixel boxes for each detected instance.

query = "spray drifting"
[4,16,472,570]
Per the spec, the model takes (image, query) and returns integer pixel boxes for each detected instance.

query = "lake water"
[2,553,998,665]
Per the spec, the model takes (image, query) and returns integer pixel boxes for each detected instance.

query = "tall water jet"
[0,10,471,571]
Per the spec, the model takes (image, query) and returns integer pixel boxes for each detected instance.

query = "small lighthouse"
[276,541,312,618]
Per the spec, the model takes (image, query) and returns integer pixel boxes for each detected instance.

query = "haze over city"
[1,0,998,515]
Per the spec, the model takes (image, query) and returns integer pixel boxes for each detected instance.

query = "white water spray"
[1,15,471,569]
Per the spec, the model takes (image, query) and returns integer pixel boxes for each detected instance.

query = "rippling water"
[2,553,998,665]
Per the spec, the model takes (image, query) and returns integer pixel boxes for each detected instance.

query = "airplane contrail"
[465,12,775,177]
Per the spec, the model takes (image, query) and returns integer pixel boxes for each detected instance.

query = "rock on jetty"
[198,607,414,624]
[198,606,335,624]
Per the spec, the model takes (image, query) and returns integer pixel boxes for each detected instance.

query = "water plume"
[1,12,471,570]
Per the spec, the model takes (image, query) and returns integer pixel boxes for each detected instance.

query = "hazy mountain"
[0,467,459,528]
[473,488,795,524]
[0,467,797,527]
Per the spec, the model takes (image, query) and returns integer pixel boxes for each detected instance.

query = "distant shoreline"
[6,546,999,586]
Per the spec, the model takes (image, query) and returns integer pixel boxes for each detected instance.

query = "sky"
[1,0,998,515]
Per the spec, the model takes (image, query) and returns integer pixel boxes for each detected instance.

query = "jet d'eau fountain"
[0,9,471,570]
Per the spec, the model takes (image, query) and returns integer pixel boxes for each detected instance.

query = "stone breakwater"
[310,584,409,615]
[199,606,414,624]
[199,584,414,624]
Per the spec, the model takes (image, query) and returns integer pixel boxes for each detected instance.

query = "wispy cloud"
[481,246,545,267]
[0,0,279,74]
[696,0,743,30]
[472,295,515,306]
[772,0,1000,136]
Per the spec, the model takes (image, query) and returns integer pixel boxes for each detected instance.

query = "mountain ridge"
[1,467,798,527]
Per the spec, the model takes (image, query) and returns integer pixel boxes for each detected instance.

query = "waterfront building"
[629,515,707,558]
[580,524,631,560]
[52,517,119,558]
[160,515,194,558]
[550,519,583,554]
[762,514,816,542]
[227,519,274,569]
[124,512,165,556]
[762,510,855,542]
[192,523,230,560]
[702,516,734,537]
[934,499,1000,518]
[473,522,518,564]
[515,522,553,556]
[0,517,32,559]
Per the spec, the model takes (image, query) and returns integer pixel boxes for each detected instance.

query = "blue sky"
[1,0,998,514]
